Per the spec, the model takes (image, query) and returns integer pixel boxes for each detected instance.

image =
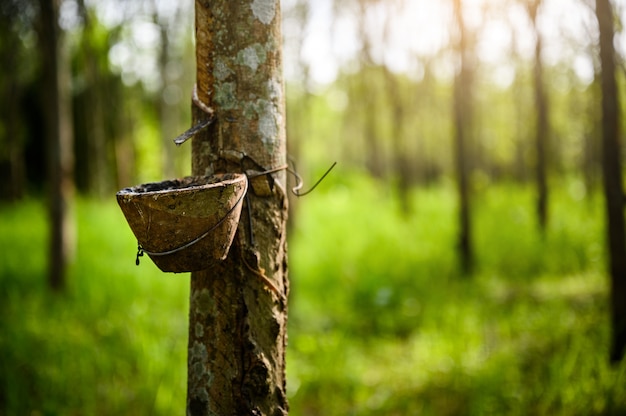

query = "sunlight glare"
[288,0,606,87]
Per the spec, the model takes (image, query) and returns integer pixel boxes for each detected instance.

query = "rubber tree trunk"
[39,0,75,291]
[595,0,626,363]
[187,1,289,414]
[452,0,474,274]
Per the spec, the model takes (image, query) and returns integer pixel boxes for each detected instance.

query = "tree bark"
[452,0,474,273]
[188,1,289,414]
[595,0,626,363]
[38,0,75,291]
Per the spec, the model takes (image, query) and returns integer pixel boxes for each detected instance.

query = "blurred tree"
[384,64,411,214]
[595,0,626,363]
[187,0,289,414]
[151,0,188,180]
[283,0,312,228]
[413,61,448,185]
[509,23,531,183]
[38,0,75,291]
[526,0,550,233]
[583,75,602,196]
[0,0,38,200]
[452,0,475,273]
[356,0,385,178]
[75,0,110,197]
[382,1,412,214]
[581,6,603,196]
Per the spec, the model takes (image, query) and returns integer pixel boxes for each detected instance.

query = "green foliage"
[0,178,624,415]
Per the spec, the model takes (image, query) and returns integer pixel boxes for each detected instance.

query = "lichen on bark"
[188,1,289,415]
[251,0,276,25]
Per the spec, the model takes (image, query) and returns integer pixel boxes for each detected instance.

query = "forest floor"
[0,174,625,415]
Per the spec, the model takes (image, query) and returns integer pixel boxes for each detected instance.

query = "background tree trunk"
[528,0,549,233]
[383,65,411,215]
[0,1,27,201]
[153,0,184,180]
[188,1,289,415]
[283,0,311,231]
[382,2,410,213]
[595,0,626,363]
[3,78,25,201]
[76,0,109,198]
[509,26,529,183]
[452,0,474,273]
[357,0,384,179]
[38,0,75,291]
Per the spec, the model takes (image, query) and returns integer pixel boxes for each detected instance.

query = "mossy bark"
[188,1,289,415]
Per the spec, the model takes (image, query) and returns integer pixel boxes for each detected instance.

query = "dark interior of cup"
[118,173,241,194]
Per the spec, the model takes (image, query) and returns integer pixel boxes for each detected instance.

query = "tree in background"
[509,19,531,183]
[595,0,626,363]
[356,0,385,178]
[0,1,34,200]
[38,0,75,290]
[382,1,412,214]
[75,0,110,198]
[384,63,412,214]
[452,0,474,273]
[187,0,289,414]
[151,0,189,180]
[526,0,550,233]
[583,74,602,196]
[283,0,312,227]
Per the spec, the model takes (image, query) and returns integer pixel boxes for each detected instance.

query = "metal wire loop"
[173,84,216,146]
[245,161,336,197]
[288,161,337,197]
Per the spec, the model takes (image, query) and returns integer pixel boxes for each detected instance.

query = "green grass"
[287,175,625,415]
[0,198,189,415]
[0,176,624,415]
